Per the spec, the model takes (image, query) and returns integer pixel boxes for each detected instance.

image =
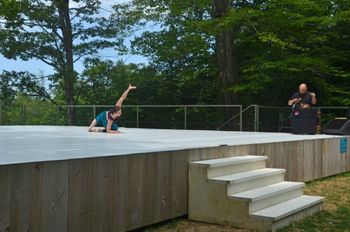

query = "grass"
[139,172,350,232]
[280,172,350,232]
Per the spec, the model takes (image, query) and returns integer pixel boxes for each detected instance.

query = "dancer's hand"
[128,84,137,90]
[109,130,121,134]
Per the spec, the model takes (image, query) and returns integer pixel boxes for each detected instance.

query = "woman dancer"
[88,84,136,133]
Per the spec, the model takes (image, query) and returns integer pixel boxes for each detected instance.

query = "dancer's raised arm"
[115,84,137,107]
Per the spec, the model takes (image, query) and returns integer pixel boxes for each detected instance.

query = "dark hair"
[108,106,121,114]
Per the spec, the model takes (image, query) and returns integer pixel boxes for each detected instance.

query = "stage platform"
[0,126,349,232]
[0,126,341,165]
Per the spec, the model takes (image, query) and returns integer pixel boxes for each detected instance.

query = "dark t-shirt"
[290,92,313,105]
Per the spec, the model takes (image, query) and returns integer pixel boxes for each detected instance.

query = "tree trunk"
[56,0,76,125]
[212,0,238,106]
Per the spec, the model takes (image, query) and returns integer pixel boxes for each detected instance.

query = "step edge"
[190,156,268,167]
[209,156,268,168]
[250,196,325,221]
[209,168,286,184]
[229,182,305,202]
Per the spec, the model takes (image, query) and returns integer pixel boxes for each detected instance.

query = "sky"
[0,0,148,76]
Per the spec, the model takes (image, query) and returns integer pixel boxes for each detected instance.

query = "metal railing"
[216,105,350,132]
[0,104,243,131]
[0,104,349,132]
[217,104,256,130]
[255,105,350,132]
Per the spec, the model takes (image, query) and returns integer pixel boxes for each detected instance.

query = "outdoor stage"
[0,126,349,231]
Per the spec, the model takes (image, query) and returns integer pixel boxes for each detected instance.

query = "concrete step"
[209,168,286,194]
[191,155,267,168]
[250,195,325,222]
[190,155,268,178]
[230,181,305,212]
[188,155,325,231]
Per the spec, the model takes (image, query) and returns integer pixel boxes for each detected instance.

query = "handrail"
[0,104,243,130]
[1,104,349,131]
[4,104,242,108]
[216,104,257,130]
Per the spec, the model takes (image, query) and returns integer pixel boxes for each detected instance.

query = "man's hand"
[310,92,317,105]
[294,98,302,104]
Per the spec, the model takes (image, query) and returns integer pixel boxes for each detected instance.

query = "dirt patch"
[146,219,251,232]
[304,174,350,212]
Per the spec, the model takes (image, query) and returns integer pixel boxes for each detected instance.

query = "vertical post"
[0,102,2,125]
[239,105,243,131]
[254,105,259,132]
[56,106,59,125]
[136,106,139,128]
[184,106,187,130]
[93,106,96,118]
[22,105,25,125]
[278,108,282,131]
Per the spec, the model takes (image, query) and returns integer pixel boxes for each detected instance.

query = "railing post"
[24,106,27,125]
[56,106,59,125]
[239,105,243,131]
[278,108,282,130]
[93,106,96,118]
[136,106,139,128]
[22,105,25,125]
[184,106,187,130]
[254,105,259,132]
[0,102,2,125]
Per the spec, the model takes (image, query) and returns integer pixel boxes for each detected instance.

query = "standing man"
[288,83,316,109]
[288,83,318,134]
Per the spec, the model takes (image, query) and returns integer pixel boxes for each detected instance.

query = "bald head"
[299,83,307,95]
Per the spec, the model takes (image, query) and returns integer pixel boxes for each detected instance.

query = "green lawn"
[142,172,350,232]
[280,172,350,232]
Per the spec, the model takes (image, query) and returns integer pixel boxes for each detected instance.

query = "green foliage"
[1,0,350,127]
[0,0,124,63]
[113,0,350,106]
[0,70,52,104]
[0,0,128,116]
[1,94,57,125]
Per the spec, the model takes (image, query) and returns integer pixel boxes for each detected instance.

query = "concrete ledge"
[209,168,286,184]
[250,195,325,221]
[190,155,268,168]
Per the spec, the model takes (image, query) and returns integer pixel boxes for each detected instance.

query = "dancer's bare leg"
[88,119,97,132]
[88,119,105,132]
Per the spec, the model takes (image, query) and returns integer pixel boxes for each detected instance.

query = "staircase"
[188,155,324,231]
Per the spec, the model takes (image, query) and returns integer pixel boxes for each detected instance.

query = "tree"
[118,0,350,107]
[212,0,237,105]
[111,0,221,105]
[0,0,126,124]
[0,71,16,104]
[222,0,350,106]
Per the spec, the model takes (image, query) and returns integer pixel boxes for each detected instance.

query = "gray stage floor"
[0,126,341,165]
